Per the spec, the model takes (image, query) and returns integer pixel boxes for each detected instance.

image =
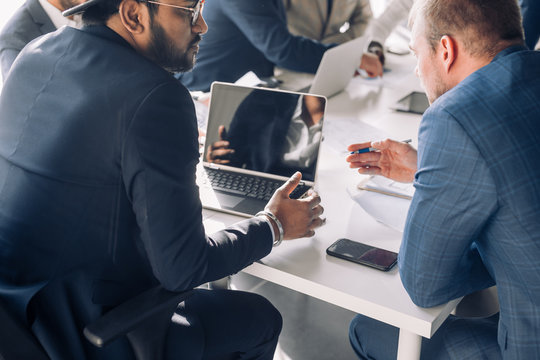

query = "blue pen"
[350,139,412,155]
[350,147,376,154]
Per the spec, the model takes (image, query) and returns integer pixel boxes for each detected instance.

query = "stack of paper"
[347,176,414,232]
[358,176,415,199]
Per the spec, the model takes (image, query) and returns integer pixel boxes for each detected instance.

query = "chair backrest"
[0,299,49,360]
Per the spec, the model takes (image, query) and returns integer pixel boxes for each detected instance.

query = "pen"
[350,139,412,154]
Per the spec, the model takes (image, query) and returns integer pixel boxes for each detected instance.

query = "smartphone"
[392,91,430,114]
[326,238,398,271]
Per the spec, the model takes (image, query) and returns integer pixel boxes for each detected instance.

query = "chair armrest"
[84,286,193,348]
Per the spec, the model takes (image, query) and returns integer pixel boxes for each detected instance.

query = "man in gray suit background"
[283,0,373,44]
[0,0,81,81]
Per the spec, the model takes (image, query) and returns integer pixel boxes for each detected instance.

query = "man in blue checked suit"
[346,0,540,358]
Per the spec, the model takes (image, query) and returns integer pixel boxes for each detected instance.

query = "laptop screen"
[203,82,327,182]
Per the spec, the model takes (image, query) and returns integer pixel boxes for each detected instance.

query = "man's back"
[0,24,275,358]
[0,25,178,358]
[401,46,540,358]
[445,47,540,357]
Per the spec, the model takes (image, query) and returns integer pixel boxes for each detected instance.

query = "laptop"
[301,35,369,98]
[197,82,327,217]
[391,91,430,114]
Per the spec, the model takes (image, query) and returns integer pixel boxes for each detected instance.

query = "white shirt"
[367,0,414,45]
[38,0,79,29]
[280,97,324,170]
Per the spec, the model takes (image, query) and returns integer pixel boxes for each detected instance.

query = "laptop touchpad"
[215,192,244,208]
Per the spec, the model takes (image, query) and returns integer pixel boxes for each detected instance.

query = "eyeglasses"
[143,0,204,26]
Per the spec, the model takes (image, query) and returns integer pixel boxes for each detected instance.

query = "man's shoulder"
[432,48,539,117]
[18,26,190,101]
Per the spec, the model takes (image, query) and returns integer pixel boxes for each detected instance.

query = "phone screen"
[326,238,398,271]
[393,91,429,114]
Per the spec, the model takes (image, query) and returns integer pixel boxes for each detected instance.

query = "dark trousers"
[165,289,282,359]
[349,313,501,360]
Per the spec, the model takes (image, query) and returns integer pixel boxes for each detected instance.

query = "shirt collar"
[38,0,79,29]
[491,44,528,63]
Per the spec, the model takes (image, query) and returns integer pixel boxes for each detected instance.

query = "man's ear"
[439,35,457,74]
[118,0,148,35]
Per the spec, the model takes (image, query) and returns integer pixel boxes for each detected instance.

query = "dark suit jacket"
[178,0,334,91]
[0,0,55,80]
[0,25,273,359]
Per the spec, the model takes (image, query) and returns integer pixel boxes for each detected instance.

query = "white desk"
[202,53,461,360]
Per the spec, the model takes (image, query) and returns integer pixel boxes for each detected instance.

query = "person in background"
[177,0,383,92]
[364,0,414,65]
[520,0,540,50]
[283,0,373,44]
[0,0,82,80]
[346,0,540,358]
[366,0,539,65]
[0,0,325,358]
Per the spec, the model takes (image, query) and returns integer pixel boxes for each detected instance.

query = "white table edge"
[242,261,461,339]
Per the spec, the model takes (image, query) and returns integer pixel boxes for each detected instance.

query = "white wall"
[0,2,25,30]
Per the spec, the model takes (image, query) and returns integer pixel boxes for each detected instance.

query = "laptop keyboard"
[200,168,310,202]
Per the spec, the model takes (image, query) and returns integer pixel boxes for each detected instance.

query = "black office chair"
[0,286,193,360]
[0,298,49,360]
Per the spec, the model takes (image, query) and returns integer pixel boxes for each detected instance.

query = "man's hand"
[358,53,383,78]
[265,172,325,240]
[346,139,417,183]
[206,125,235,164]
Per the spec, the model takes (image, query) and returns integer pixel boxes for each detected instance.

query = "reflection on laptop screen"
[203,83,326,182]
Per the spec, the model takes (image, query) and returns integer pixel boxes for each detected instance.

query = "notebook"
[300,35,369,98]
[197,82,327,217]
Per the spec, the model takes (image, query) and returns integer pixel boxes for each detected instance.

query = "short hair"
[410,0,525,57]
[82,0,157,25]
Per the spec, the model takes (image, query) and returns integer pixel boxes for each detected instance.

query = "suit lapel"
[26,0,56,35]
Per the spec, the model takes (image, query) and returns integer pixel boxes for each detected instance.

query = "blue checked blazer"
[399,46,540,359]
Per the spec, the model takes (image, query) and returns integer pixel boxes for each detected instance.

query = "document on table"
[347,176,414,232]
[322,115,389,154]
[359,176,415,199]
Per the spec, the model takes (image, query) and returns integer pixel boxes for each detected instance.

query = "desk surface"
[202,53,460,340]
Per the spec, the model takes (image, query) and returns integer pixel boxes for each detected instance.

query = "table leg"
[397,329,422,360]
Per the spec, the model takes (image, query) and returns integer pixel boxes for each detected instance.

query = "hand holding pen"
[349,139,412,154]
[346,139,418,183]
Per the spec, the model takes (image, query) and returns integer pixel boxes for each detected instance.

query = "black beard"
[147,19,200,73]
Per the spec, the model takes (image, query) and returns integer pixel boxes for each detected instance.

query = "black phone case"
[326,240,397,271]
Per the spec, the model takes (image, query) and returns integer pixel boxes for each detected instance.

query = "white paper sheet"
[322,116,389,154]
[347,180,412,232]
